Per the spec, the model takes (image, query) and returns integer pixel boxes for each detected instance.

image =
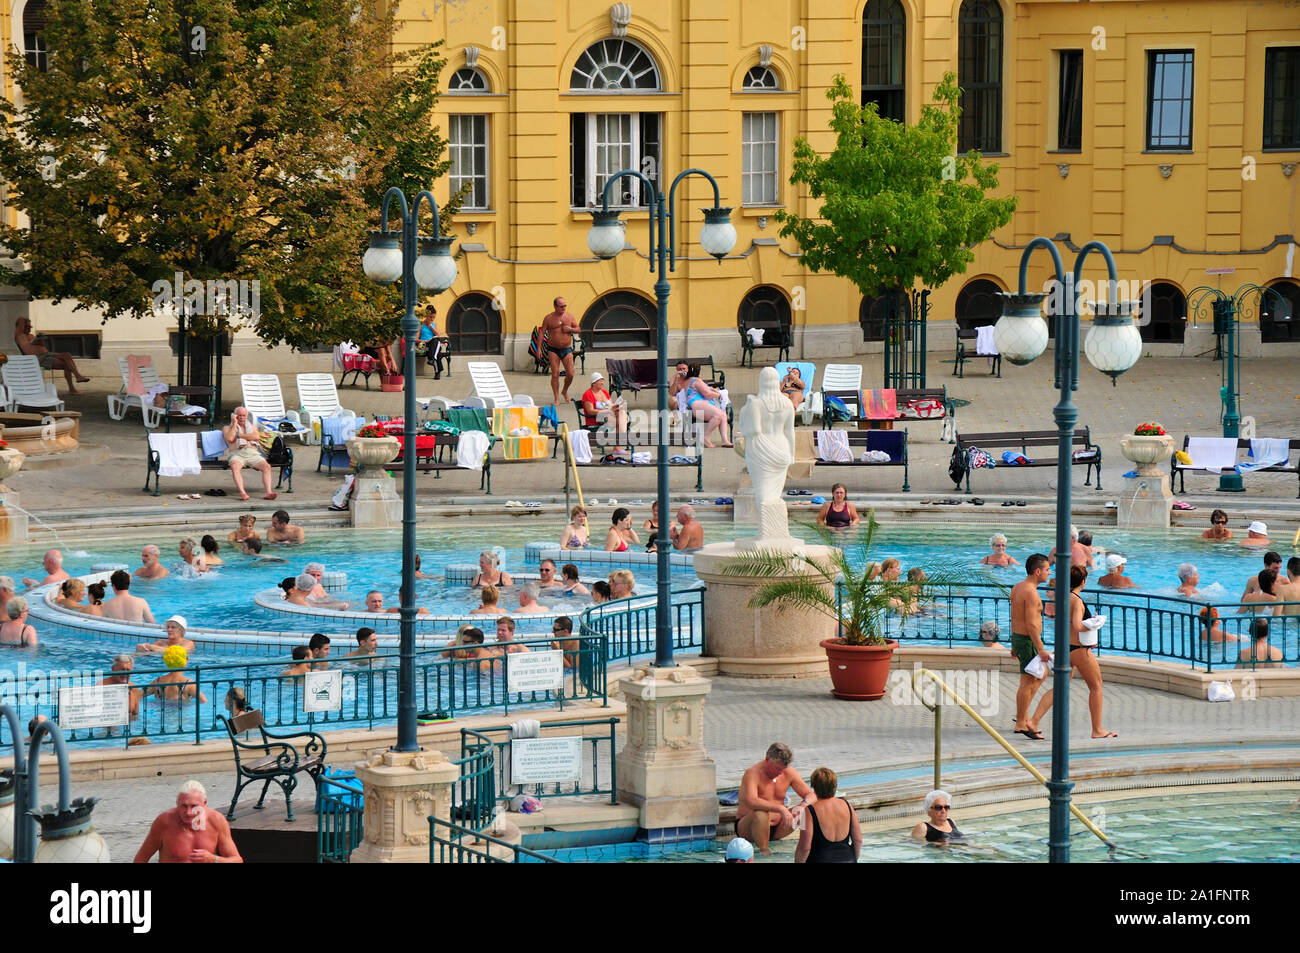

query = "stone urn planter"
[1119,434,1174,477]
[346,436,400,473]
[0,447,26,485]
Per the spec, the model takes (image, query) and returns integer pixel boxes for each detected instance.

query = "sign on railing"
[510,736,583,785]
[57,685,130,731]
[506,651,564,693]
[304,670,343,713]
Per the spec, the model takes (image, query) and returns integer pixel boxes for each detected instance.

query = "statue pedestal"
[351,471,401,529]
[693,541,840,677]
[1117,473,1173,528]
[732,472,756,526]
[0,485,28,546]
[351,748,459,863]
[616,665,717,840]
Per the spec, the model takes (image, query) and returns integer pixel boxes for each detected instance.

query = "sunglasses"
[540,568,554,573]
[931,804,950,811]
[1212,519,1227,525]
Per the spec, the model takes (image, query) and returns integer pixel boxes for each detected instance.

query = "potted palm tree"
[719,513,975,700]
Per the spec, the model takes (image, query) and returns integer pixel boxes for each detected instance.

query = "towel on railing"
[199,429,228,460]
[568,429,593,464]
[456,430,490,471]
[125,355,150,396]
[863,388,899,420]
[322,415,364,447]
[975,325,999,356]
[1237,437,1291,474]
[817,429,852,463]
[1187,437,1239,472]
[150,433,202,476]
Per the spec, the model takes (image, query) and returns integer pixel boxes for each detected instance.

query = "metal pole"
[1218,298,1244,492]
[933,697,942,792]
[396,204,419,752]
[653,191,674,668]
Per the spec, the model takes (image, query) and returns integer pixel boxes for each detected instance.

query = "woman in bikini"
[779,366,806,410]
[471,550,513,588]
[559,564,589,596]
[1031,565,1117,739]
[604,508,640,552]
[560,505,590,549]
[682,363,732,448]
[0,597,38,646]
[816,484,860,530]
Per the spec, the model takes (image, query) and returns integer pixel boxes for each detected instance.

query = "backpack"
[264,434,291,467]
[948,445,968,488]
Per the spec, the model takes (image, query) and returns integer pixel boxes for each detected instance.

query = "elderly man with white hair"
[1176,563,1201,597]
[1239,520,1271,549]
[1047,525,1094,570]
[134,544,169,580]
[22,550,70,589]
[134,780,242,864]
[221,405,278,502]
[670,504,704,552]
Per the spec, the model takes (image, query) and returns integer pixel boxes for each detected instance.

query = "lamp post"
[586,170,736,667]
[1186,284,1292,493]
[362,189,457,751]
[993,238,1143,863]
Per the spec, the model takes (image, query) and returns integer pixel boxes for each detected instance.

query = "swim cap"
[305,562,325,574]
[725,837,754,861]
[296,573,317,591]
[162,645,188,669]
[1105,554,1127,570]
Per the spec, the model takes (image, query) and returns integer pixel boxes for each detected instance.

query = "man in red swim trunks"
[542,296,581,405]
[736,742,816,855]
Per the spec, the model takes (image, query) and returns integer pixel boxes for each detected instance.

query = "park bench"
[218,710,327,822]
[820,386,956,442]
[739,317,792,368]
[1169,436,1300,498]
[953,328,1002,379]
[562,428,703,510]
[812,428,910,492]
[144,432,293,497]
[952,428,1100,494]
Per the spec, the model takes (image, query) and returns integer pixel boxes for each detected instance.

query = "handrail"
[910,667,1119,854]
[559,423,585,510]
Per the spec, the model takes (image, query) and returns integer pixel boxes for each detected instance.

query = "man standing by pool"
[134,780,242,863]
[1011,554,1052,741]
[736,742,816,855]
[541,296,580,405]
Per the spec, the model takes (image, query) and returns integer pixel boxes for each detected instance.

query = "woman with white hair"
[471,550,512,588]
[0,597,37,646]
[980,533,1020,567]
[911,790,963,843]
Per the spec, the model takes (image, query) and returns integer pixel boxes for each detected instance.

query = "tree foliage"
[775,73,1017,298]
[0,0,460,349]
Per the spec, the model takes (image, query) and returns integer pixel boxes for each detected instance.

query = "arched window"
[958,0,1003,153]
[446,292,502,355]
[742,66,780,90]
[580,291,657,349]
[1262,279,1299,343]
[24,0,49,72]
[449,68,490,93]
[862,0,905,123]
[737,285,792,337]
[954,279,1004,330]
[570,39,661,92]
[859,289,905,342]
[1139,282,1186,344]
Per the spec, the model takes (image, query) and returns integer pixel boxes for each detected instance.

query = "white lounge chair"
[107,355,167,428]
[1,354,64,412]
[466,361,534,410]
[294,373,355,443]
[240,374,309,442]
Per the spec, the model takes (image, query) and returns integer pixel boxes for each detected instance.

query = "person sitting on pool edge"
[980,533,1019,567]
[736,742,815,856]
[137,615,196,654]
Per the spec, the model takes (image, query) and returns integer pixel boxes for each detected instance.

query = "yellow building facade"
[1,0,1297,373]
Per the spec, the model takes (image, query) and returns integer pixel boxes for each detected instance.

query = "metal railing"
[837,580,1300,673]
[428,815,563,863]
[0,636,610,750]
[461,717,620,806]
[580,582,706,662]
[452,729,498,832]
[316,771,364,864]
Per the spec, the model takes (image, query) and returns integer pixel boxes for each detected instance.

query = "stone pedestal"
[0,484,28,546]
[616,665,718,839]
[693,541,839,676]
[351,748,458,863]
[351,471,401,528]
[732,472,756,526]
[1117,473,1173,528]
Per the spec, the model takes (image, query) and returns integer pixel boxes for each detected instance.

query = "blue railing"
[460,717,620,806]
[316,770,364,863]
[579,582,706,662]
[428,815,564,863]
[0,635,610,750]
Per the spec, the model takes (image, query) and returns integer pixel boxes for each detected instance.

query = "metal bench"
[739,318,791,368]
[820,386,956,443]
[144,434,293,496]
[953,428,1100,494]
[812,428,910,491]
[218,709,326,822]
[1170,435,1300,498]
[954,328,1002,379]
[562,429,704,509]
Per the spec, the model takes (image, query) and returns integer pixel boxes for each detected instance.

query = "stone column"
[350,471,401,528]
[616,665,717,842]
[351,749,458,864]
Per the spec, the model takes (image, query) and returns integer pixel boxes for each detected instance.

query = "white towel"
[456,430,490,471]
[1187,437,1239,472]
[632,451,652,465]
[200,430,228,460]
[150,433,202,477]
[1238,437,1291,474]
[976,325,999,356]
[568,429,593,465]
[747,327,765,346]
[817,429,852,463]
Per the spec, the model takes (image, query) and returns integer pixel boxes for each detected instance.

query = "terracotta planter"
[1119,433,1174,477]
[819,638,898,700]
[346,436,401,470]
[380,374,404,393]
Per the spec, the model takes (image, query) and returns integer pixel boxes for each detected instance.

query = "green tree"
[776,73,1017,299]
[0,0,460,351]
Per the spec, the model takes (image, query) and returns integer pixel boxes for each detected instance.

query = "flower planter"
[346,436,401,471]
[1119,433,1174,477]
[820,638,899,701]
[0,447,25,484]
[380,374,404,393]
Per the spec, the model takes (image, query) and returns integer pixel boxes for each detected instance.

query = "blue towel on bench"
[865,430,905,462]
[1236,437,1290,475]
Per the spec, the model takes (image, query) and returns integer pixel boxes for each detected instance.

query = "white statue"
[734,366,797,546]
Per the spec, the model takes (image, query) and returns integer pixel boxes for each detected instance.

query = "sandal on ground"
[1093,731,1119,739]
[969,498,985,506]
[1001,500,1016,507]
[1015,728,1045,740]
[1172,500,1195,511]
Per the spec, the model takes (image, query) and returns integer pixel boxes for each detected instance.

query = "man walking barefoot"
[736,742,816,855]
[541,296,580,405]
[1011,554,1052,740]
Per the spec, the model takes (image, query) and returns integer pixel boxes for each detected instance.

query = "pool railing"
[579,582,706,662]
[317,770,365,864]
[428,815,564,863]
[459,717,620,806]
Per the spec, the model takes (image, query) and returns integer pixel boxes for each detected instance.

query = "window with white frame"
[570,113,661,208]
[448,114,489,210]
[449,68,489,93]
[742,113,779,205]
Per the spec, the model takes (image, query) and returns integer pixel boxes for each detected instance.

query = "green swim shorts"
[1010,633,1039,674]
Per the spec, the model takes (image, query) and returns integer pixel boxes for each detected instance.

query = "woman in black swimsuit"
[0,596,38,646]
[911,789,963,843]
[1067,565,1116,739]
[795,766,861,863]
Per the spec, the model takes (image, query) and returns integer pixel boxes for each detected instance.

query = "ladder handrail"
[559,423,585,511]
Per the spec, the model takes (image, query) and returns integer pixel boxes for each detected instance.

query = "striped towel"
[502,435,547,460]
[492,406,540,438]
[817,429,852,463]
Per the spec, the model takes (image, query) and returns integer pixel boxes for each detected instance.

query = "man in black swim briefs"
[542,296,580,405]
[1011,553,1052,740]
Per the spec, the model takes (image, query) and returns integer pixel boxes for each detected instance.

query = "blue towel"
[1236,437,1290,474]
[322,415,364,446]
[1002,450,1031,466]
[200,430,228,460]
